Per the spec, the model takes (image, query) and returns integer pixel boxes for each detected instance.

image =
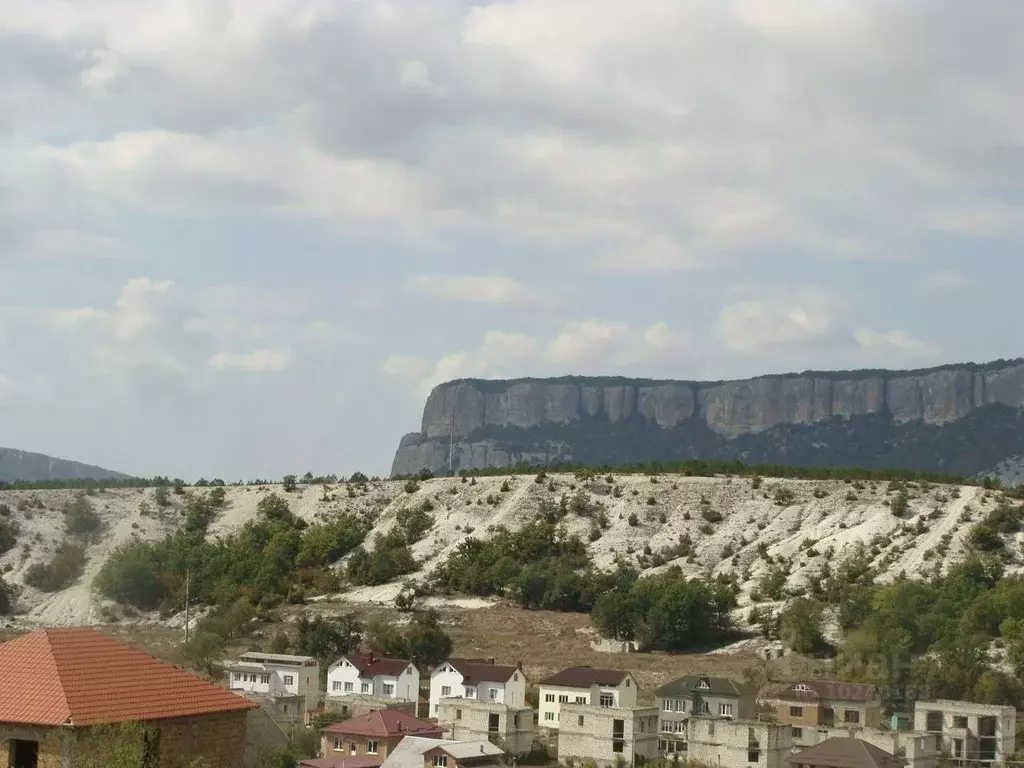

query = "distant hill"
[0,448,127,483]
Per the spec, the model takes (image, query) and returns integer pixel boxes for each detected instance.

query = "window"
[333,737,343,751]
[612,741,624,754]
[697,681,709,690]
[349,743,356,756]
[789,707,803,718]
[489,714,500,733]
[361,683,370,694]
[708,722,715,737]
[844,710,860,724]
[578,716,585,727]
[441,686,452,697]
[925,712,943,732]
[794,684,812,692]
[344,682,353,692]
[456,710,462,720]
[748,751,760,764]
[953,716,968,729]
[822,707,835,724]
[489,688,499,701]
[545,694,555,703]
[662,700,673,712]
[260,674,270,684]
[283,705,289,714]
[576,696,587,704]
[234,673,241,682]
[600,694,614,707]
[675,700,686,712]
[792,728,802,739]
[283,675,294,686]
[953,740,963,758]
[719,704,734,717]
[434,756,448,767]
[383,684,395,696]
[545,712,555,721]
[559,695,569,704]
[626,679,631,687]
[332,682,342,692]
[466,688,476,699]
[698,701,710,715]
[367,741,378,755]
[513,673,519,681]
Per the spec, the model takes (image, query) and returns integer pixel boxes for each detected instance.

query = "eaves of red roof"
[0,628,256,727]
[324,710,444,738]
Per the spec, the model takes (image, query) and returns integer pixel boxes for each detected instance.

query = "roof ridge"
[41,629,74,726]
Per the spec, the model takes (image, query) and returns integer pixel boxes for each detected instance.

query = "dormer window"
[794,684,812,693]
[698,681,710,690]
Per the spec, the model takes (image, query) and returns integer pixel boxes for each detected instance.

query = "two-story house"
[768,681,881,744]
[381,736,505,768]
[656,675,757,743]
[913,700,1016,765]
[556,704,659,768]
[327,653,420,716]
[226,651,321,713]
[429,658,526,716]
[687,718,793,768]
[436,698,537,756]
[537,667,638,729]
[321,710,445,765]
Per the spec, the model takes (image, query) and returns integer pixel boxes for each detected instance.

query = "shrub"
[0,518,19,556]
[24,543,87,592]
[403,479,420,494]
[890,490,909,518]
[701,508,723,524]
[63,494,103,541]
[282,474,298,492]
[628,513,639,526]
[501,480,511,492]
[773,487,796,506]
[153,486,170,508]
[647,496,657,506]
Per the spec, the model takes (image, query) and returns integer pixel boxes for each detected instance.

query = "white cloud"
[208,349,291,372]
[853,328,940,358]
[715,287,841,353]
[406,273,534,305]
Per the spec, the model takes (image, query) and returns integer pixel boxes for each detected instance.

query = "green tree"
[73,722,156,768]
[295,614,363,665]
[182,631,225,675]
[890,489,909,517]
[64,493,104,542]
[405,609,454,667]
[779,598,826,654]
[0,574,20,615]
[282,475,298,492]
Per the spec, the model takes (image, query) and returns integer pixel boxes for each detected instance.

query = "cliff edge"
[390,360,1024,478]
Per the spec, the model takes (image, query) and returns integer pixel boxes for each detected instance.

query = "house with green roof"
[655,676,757,751]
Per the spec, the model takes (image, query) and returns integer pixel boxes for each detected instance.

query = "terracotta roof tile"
[324,710,444,738]
[0,628,257,727]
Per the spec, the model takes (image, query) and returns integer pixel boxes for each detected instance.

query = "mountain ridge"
[0,447,128,483]
[391,358,1024,478]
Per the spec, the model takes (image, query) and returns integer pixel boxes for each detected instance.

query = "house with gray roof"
[655,675,757,743]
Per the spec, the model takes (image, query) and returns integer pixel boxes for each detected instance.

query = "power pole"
[184,568,191,644]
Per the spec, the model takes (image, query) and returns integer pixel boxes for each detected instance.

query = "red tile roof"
[341,653,413,678]
[0,628,257,727]
[324,710,445,738]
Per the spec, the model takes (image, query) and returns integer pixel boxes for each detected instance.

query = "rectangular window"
[925,712,943,732]
[698,701,709,714]
[600,694,615,707]
[792,728,803,739]
[260,674,270,684]
[719,704,734,717]
[748,751,760,764]
[953,739,963,758]
[790,707,803,718]
[662,700,672,712]
[234,673,241,682]
[558,695,568,703]
[489,688,499,701]
[675,700,685,712]
[576,696,587,704]
[384,683,395,696]
[954,716,968,729]
[456,710,462,720]
[844,710,860,724]
[283,675,294,686]
[489,714,500,733]
[344,682,353,692]
[545,694,555,703]
[361,683,370,694]
[434,757,448,767]
[442,686,452,696]
[578,715,585,726]
[332,682,342,691]
[544,712,555,721]
[333,738,342,751]
[466,688,476,699]
[613,741,624,754]
[367,741,378,755]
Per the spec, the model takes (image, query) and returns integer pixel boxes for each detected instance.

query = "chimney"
[516,661,523,671]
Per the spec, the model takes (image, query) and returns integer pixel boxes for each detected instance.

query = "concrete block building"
[556,704,659,768]
[226,651,321,712]
[436,699,536,756]
[656,675,758,737]
[686,717,793,768]
[767,681,882,735]
[913,700,1016,765]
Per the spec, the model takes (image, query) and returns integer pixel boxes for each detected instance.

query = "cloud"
[406,273,534,305]
[208,349,291,372]
[383,320,696,396]
[715,286,842,353]
[853,328,940,359]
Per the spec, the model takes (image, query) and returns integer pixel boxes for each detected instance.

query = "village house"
[429,659,526,716]
[556,704,659,768]
[788,737,908,768]
[767,681,882,737]
[790,725,938,768]
[0,627,257,768]
[685,717,793,768]
[326,653,421,717]
[320,710,445,765]
[225,651,321,714]
[656,674,758,739]
[537,667,638,729]
[380,736,504,768]
[913,700,1016,766]
[436,698,536,756]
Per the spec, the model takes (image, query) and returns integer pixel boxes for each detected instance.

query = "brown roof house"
[537,667,638,729]
[429,658,526,717]
[326,654,421,719]
[320,710,445,765]
[0,627,257,768]
[380,736,504,768]
[767,681,882,743]
[789,737,908,768]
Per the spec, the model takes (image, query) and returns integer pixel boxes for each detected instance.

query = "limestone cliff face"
[391,361,1024,477]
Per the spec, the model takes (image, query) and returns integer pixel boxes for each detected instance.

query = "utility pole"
[184,568,191,644]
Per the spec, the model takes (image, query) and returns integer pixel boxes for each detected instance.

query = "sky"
[1,0,1023,481]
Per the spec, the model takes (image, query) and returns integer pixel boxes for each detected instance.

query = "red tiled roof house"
[0,627,257,768]
[320,710,445,766]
